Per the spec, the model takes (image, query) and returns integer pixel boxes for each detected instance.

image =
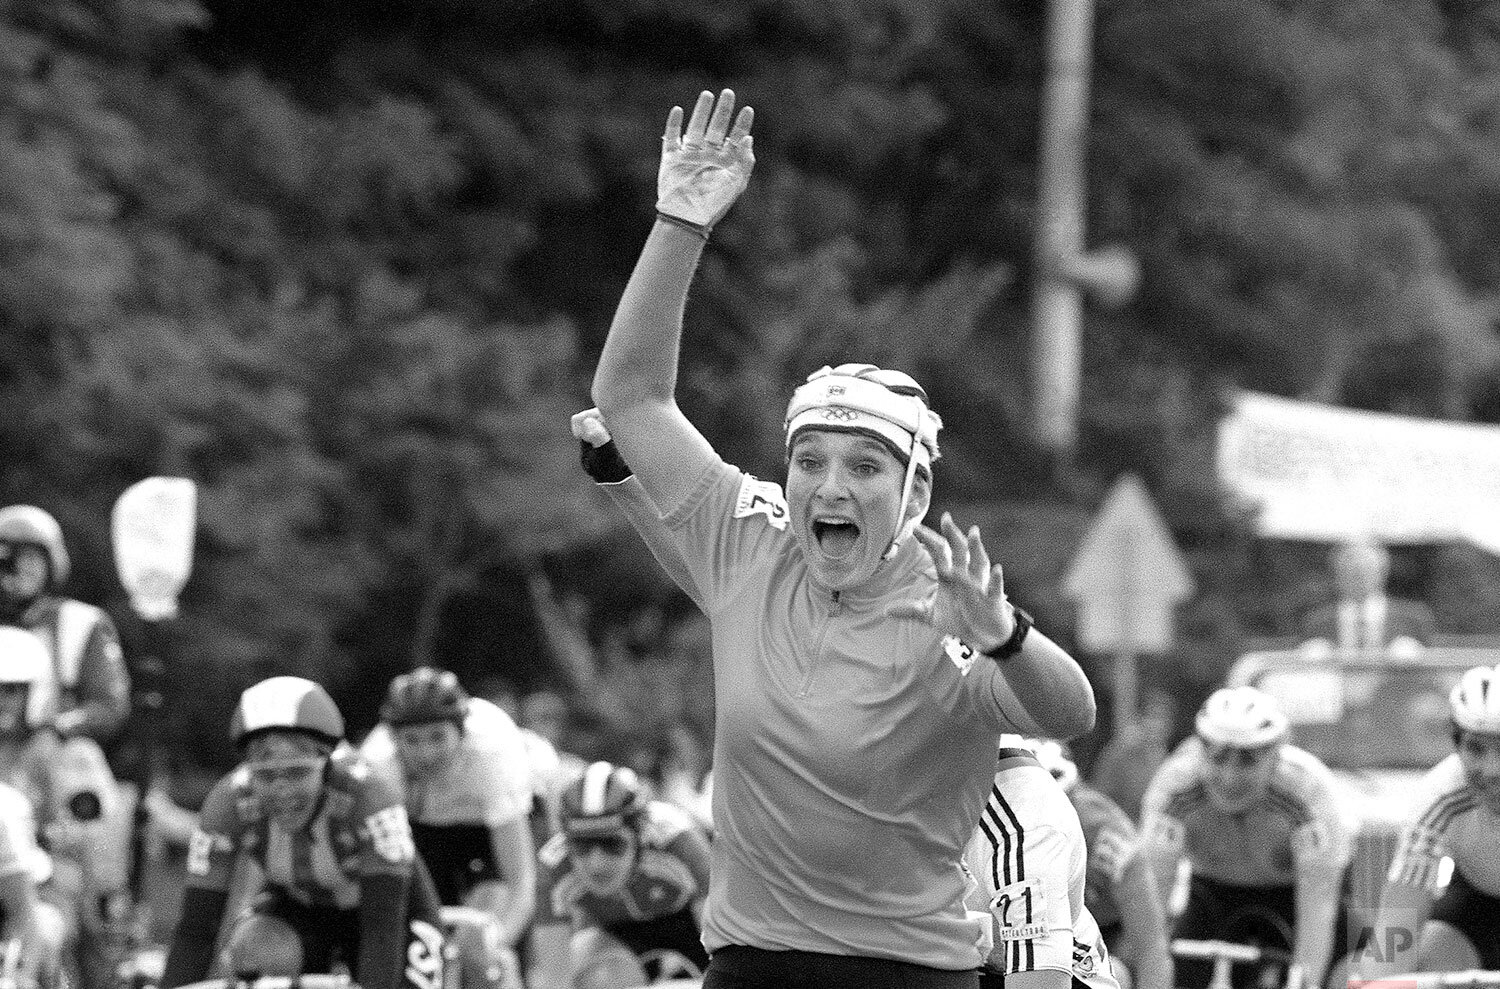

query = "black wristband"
[580,439,633,484]
[656,211,712,241]
[981,605,1034,661]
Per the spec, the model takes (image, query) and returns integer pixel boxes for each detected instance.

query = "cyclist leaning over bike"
[535,760,711,989]
[1140,687,1353,989]
[362,667,536,989]
[1030,740,1173,989]
[964,738,1124,989]
[161,676,444,989]
[0,626,127,989]
[1351,662,1500,978]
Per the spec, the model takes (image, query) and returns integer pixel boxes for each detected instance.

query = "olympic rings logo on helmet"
[784,364,942,469]
[1450,663,1500,734]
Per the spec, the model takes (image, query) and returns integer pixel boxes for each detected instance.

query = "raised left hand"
[657,88,755,229]
[887,512,1016,651]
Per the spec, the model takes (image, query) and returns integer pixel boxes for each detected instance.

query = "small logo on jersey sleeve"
[1091,825,1139,884]
[733,476,788,530]
[365,805,416,864]
[943,636,977,676]
[186,829,232,875]
[1142,812,1184,851]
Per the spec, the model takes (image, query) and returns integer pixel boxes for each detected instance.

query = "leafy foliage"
[2,0,1499,767]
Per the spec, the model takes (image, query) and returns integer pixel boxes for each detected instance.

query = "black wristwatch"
[981,605,1034,661]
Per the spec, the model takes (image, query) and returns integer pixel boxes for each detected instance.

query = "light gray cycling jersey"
[659,458,1034,970]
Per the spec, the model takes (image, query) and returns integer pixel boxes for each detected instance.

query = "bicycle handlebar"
[169,975,356,989]
[1172,939,1292,964]
[1363,973,1500,989]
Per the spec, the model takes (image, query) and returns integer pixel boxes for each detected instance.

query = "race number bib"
[991,877,1050,941]
[733,476,789,530]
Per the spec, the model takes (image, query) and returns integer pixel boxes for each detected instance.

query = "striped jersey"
[963,749,1120,989]
[1140,738,1352,887]
[1387,753,1500,896]
[539,800,710,927]
[186,747,415,909]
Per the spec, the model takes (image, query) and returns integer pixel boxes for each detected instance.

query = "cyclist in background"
[964,738,1123,989]
[1141,687,1353,989]
[1031,740,1173,989]
[0,775,63,988]
[536,761,710,989]
[161,676,444,989]
[0,505,130,744]
[1351,662,1500,978]
[0,626,127,989]
[362,667,536,989]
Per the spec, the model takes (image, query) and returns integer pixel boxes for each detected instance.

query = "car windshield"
[1241,659,1475,771]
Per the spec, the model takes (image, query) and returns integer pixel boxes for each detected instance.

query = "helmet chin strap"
[883,414,927,561]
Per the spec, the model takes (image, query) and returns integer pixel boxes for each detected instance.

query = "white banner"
[1217,391,1500,553]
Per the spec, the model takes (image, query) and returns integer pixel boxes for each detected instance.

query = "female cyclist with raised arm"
[589,88,1095,989]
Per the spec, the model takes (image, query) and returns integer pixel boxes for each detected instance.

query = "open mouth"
[812,519,861,559]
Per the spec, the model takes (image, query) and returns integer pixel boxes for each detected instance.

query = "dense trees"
[1,0,1497,767]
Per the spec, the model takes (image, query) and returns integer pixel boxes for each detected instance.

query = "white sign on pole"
[1218,390,1500,552]
[111,477,197,621]
[1063,474,1195,655]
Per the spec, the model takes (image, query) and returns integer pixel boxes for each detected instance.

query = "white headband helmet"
[785,364,943,558]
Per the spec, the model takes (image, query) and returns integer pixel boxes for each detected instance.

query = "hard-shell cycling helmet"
[784,363,944,557]
[1450,664,1500,734]
[380,666,469,728]
[1029,738,1079,791]
[559,761,649,837]
[0,628,47,688]
[1195,686,1289,748]
[0,505,69,585]
[230,676,346,750]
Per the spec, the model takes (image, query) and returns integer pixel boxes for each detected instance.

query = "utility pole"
[1032,0,1140,458]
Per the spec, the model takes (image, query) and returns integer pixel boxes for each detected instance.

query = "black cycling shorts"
[1429,864,1500,969]
[703,944,979,989]
[603,905,709,973]
[254,865,444,989]
[1172,873,1351,989]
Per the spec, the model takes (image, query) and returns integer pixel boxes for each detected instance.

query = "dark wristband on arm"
[579,439,633,484]
[981,605,1034,661]
[656,211,712,241]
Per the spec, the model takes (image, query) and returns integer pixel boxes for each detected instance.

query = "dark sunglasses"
[1203,742,1276,768]
[567,833,631,857]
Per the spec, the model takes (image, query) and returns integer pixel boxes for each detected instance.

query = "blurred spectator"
[1300,537,1436,656]
[0,505,130,744]
[1088,691,1174,821]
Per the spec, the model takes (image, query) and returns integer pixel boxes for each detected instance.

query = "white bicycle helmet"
[785,363,944,556]
[0,627,47,688]
[1195,686,1289,748]
[0,505,69,585]
[1028,738,1079,791]
[1450,664,1500,734]
[231,676,346,750]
